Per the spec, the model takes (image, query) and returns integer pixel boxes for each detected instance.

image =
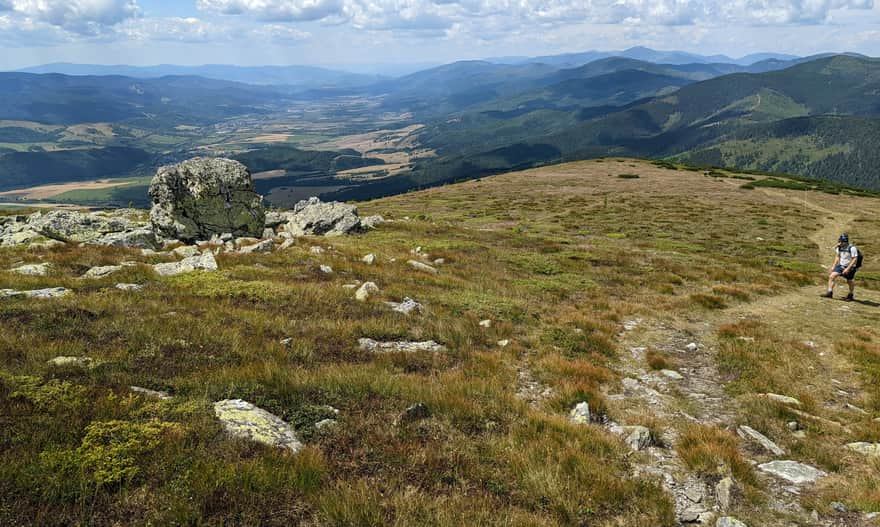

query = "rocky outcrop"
[1,210,157,249]
[153,251,218,277]
[149,158,265,242]
[358,338,445,353]
[213,399,302,453]
[846,442,880,457]
[1,287,70,299]
[275,197,361,237]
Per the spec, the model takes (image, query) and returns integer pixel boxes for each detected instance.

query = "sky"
[0,0,879,70]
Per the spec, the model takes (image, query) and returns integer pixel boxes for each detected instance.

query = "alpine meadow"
[2,1,880,526]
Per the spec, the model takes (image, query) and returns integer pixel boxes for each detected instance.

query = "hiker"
[822,233,859,301]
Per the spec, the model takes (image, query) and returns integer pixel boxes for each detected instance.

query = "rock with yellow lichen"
[213,399,303,453]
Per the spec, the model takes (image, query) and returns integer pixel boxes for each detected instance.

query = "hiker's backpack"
[854,247,864,269]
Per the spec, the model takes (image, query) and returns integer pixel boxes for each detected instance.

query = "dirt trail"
[604,187,877,525]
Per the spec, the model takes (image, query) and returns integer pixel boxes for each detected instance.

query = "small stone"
[569,402,590,424]
[172,245,200,258]
[280,337,294,347]
[686,342,698,351]
[497,339,510,348]
[219,232,234,242]
[407,259,438,273]
[355,281,379,301]
[278,238,295,250]
[83,265,124,279]
[10,263,51,276]
[397,402,431,424]
[479,319,492,328]
[238,239,274,253]
[679,508,703,522]
[262,227,275,239]
[716,517,748,527]
[661,369,684,380]
[622,425,653,451]
[358,338,446,353]
[213,399,302,453]
[831,502,847,513]
[715,477,735,511]
[387,297,423,315]
[763,393,802,406]
[362,253,376,265]
[310,246,325,254]
[361,215,384,229]
[738,425,785,456]
[846,442,880,457]
[758,460,826,484]
[47,356,92,368]
[115,283,144,291]
[130,386,172,400]
[787,421,800,431]
[319,265,333,274]
[433,258,445,265]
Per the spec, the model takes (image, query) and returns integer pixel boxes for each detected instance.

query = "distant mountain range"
[485,46,802,67]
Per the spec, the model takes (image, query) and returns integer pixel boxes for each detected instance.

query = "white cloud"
[251,23,312,41]
[196,0,346,21]
[118,16,232,42]
[10,0,140,34]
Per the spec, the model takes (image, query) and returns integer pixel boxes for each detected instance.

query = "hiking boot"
[845,293,854,302]
[820,291,833,299]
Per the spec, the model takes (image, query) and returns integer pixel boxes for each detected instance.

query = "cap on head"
[839,233,849,243]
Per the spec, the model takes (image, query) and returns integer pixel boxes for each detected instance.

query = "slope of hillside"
[1,159,878,526]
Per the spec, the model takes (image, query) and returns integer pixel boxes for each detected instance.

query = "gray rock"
[362,253,376,265]
[661,369,684,380]
[686,342,699,352]
[153,251,218,277]
[130,386,172,400]
[47,356,92,368]
[361,215,384,229]
[319,265,333,274]
[479,319,492,328]
[763,393,802,406]
[264,211,287,228]
[715,477,735,511]
[92,228,157,249]
[831,501,847,513]
[358,338,446,353]
[622,426,654,451]
[172,245,200,258]
[83,265,123,279]
[1,287,70,299]
[28,239,66,250]
[716,517,747,527]
[10,263,51,276]
[387,297,423,315]
[149,158,265,242]
[213,399,302,453]
[355,282,379,301]
[280,197,361,237]
[278,238,295,250]
[846,442,880,457]
[29,210,146,245]
[738,425,785,456]
[314,418,337,430]
[238,239,274,254]
[569,402,590,424]
[407,259,438,273]
[115,283,144,291]
[261,227,275,239]
[758,460,826,484]
[497,339,510,347]
[309,246,326,254]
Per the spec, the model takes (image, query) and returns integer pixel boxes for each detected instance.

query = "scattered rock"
[762,393,802,406]
[1,287,70,299]
[479,319,492,328]
[153,251,218,277]
[569,402,590,424]
[213,399,303,453]
[358,338,446,353]
[172,245,200,258]
[355,282,379,301]
[685,342,699,352]
[715,477,735,511]
[661,369,684,380]
[362,253,376,265]
[716,517,747,527]
[238,239,274,254]
[10,262,52,276]
[619,425,653,451]
[130,386,172,400]
[314,418,337,430]
[47,356,92,368]
[737,425,785,456]
[149,158,265,242]
[310,246,325,255]
[319,265,333,274]
[280,337,294,347]
[83,265,124,278]
[831,501,848,513]
[361,215,384,229]
[397,402,431,425]
[115,283,144,291]
[279,197,361,237]
[846,442,880,457]
[497,339,510,348]
[387,297,423,315]
[758,460,826,484]
[407,259,438,273]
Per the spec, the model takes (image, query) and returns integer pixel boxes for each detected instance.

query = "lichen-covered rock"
[47,356,92,368]
[213,399,302,453]
[1,287,70,299]
[10,263,51,276]
[846,442,880,457]
[569,402,590,424]
[83,265,123,279]
[758,460,825,484]
[355,282,379,301]
[716,517,748,527]
[358,338,445,353]
[279,197,361,237]
[149,158,265,242]
[153,251,218,277]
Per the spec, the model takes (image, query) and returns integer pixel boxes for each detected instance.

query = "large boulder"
[277,197,361,237]
[149,158,265,242]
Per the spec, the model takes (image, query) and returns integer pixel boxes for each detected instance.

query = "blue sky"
[1,0,878,70]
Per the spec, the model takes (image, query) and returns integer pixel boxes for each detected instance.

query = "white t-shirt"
[838,245,858,267]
